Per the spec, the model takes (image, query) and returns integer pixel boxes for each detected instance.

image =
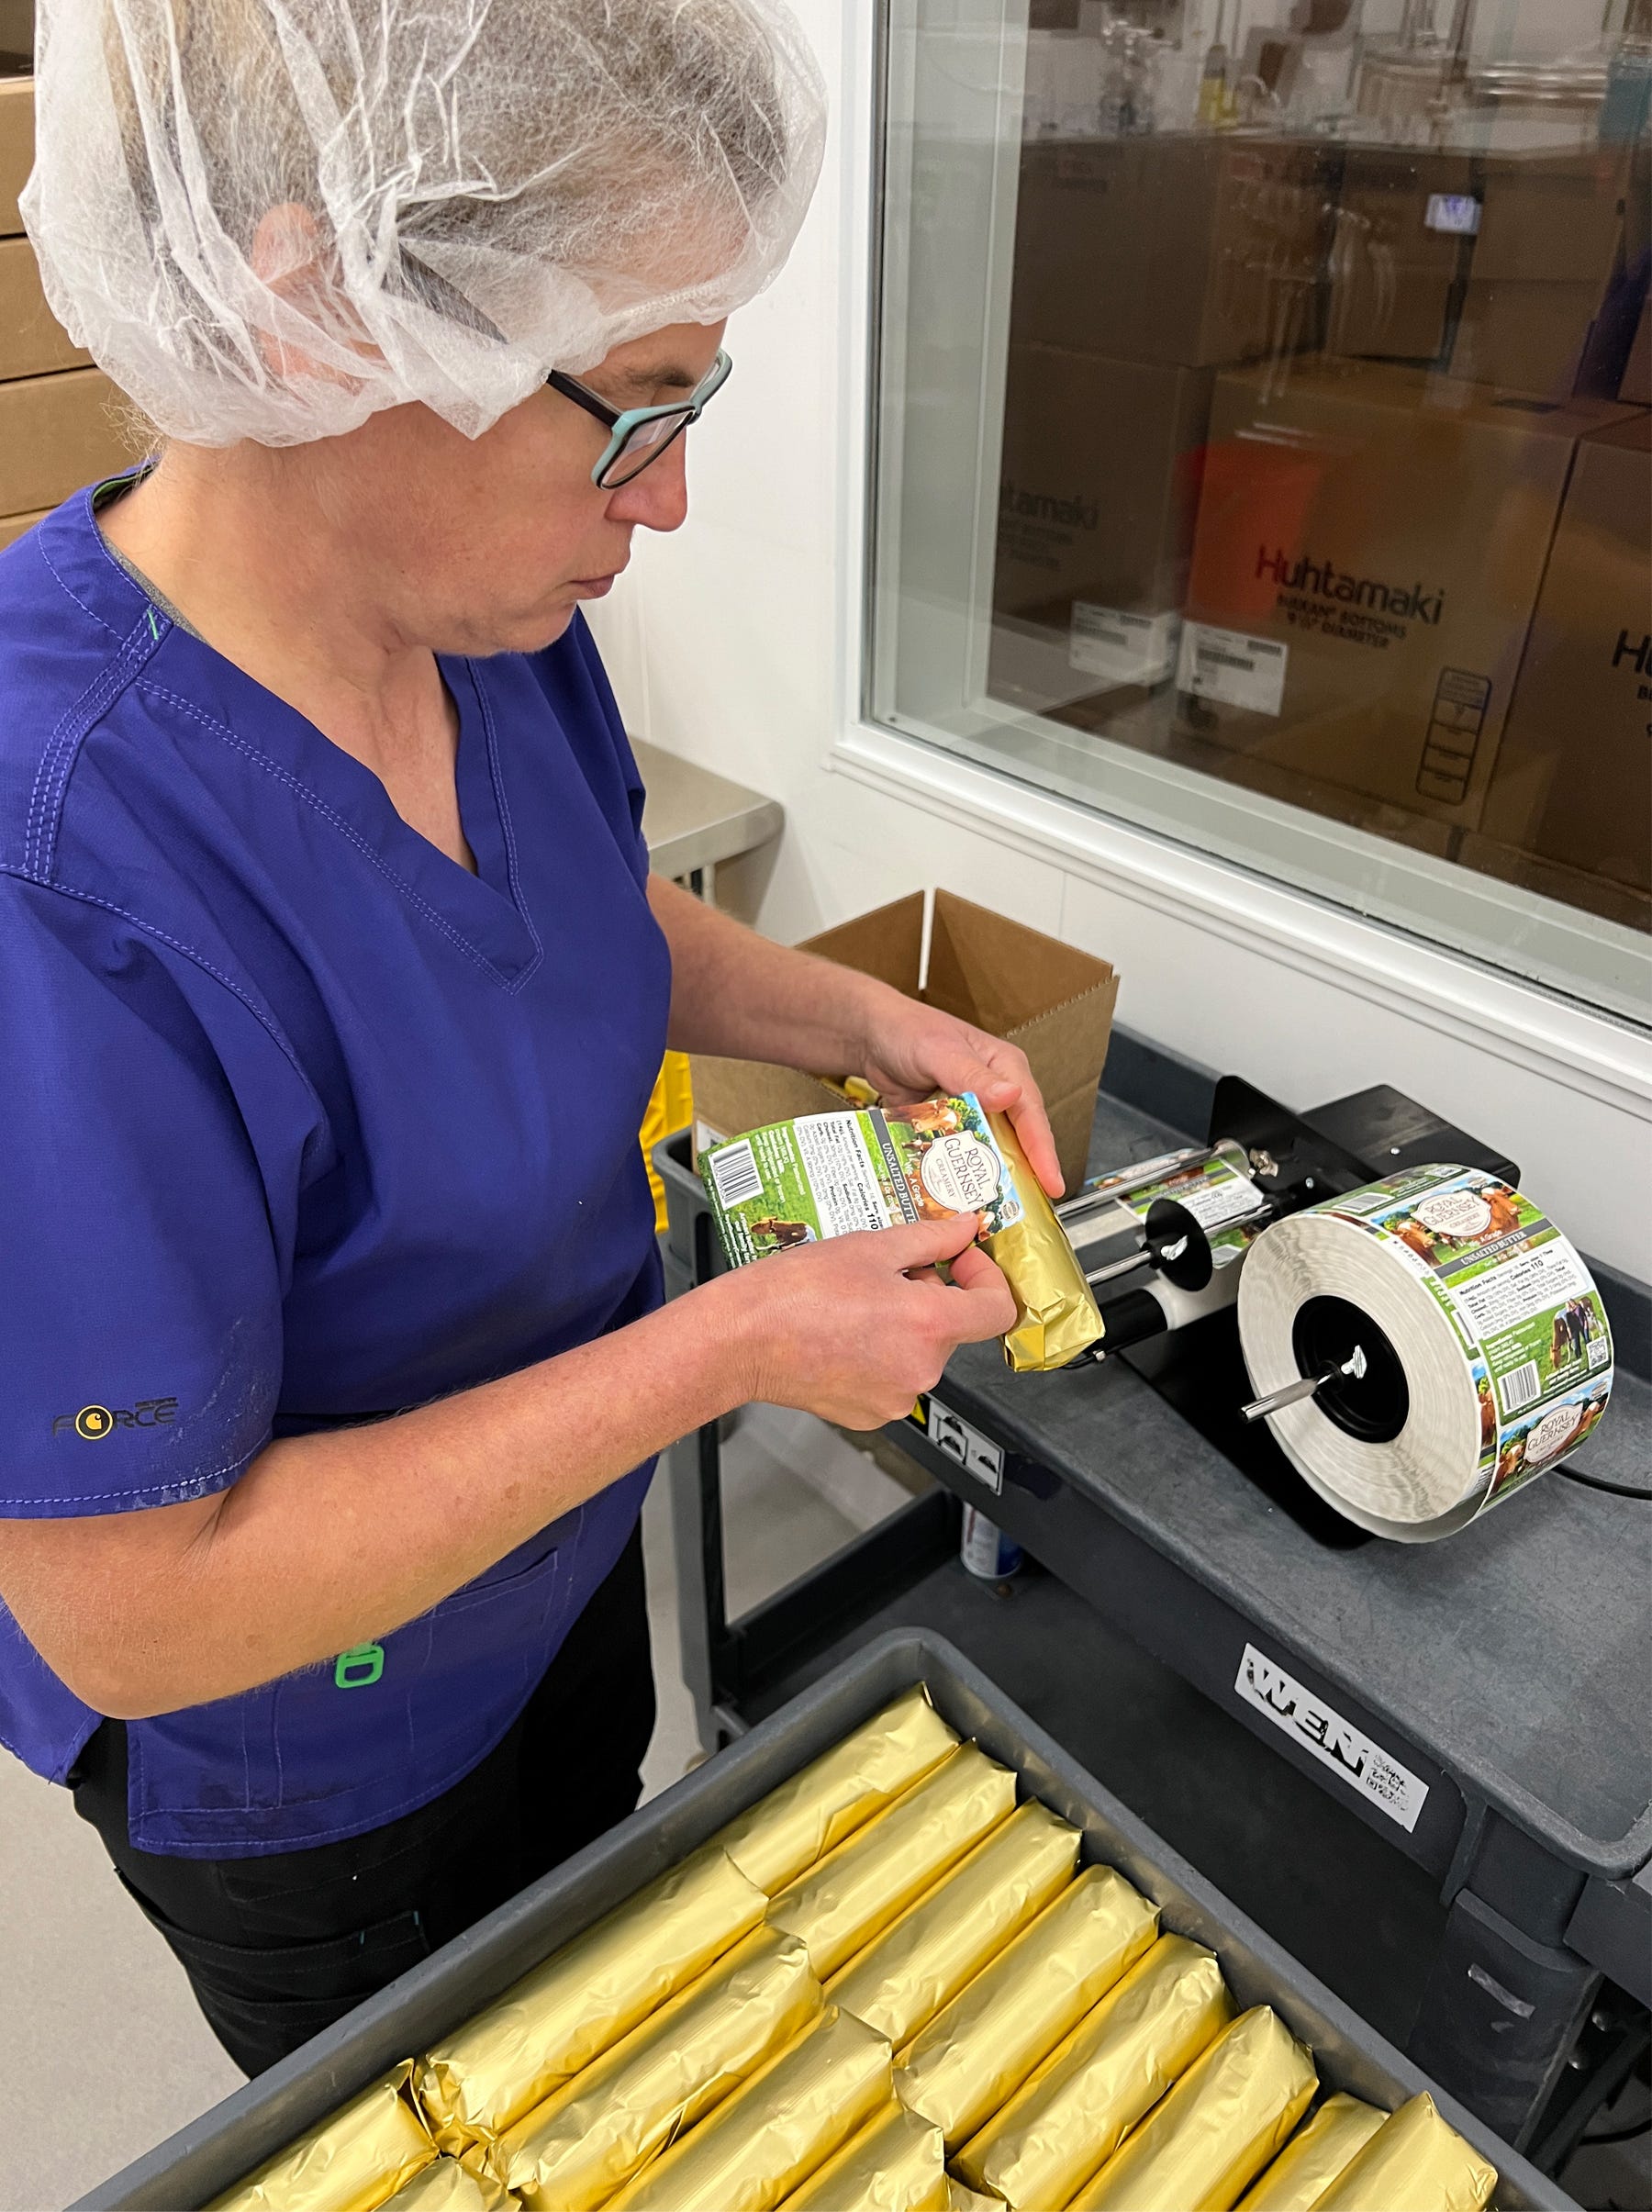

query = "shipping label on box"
[1070,604,1181,687]
[989,343,1211,720]
[1176,360,1639,827]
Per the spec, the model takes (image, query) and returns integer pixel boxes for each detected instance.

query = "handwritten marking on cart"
[923,1396,1005,1494]
[1233,1644,1429,1834]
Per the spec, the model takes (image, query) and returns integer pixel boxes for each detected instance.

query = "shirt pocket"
[262,1523,575,1820]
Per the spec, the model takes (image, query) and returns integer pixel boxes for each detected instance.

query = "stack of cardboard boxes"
[988,134,1337,722]
[0,73,142,552]
[988,120,1651,928]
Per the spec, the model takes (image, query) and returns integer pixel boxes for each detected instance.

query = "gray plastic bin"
[77,1630,1574,2210]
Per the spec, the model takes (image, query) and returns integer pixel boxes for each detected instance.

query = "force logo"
[52,1399,179,1439]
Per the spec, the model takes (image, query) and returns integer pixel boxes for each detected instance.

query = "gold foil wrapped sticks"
[491,1927,821,2210]
[713,1690,960,1897]
[986,1112,1104,1371]
[767,1745,1017,1981]
[953,1933,1233,2209]
[608,2007,894,2212]
[207,2064,435,2212]
[828,1800,1080,2049]
[1069,2006,1317,2211]
[1312,2095,1496,2212]
[1235,2094,1387,2212]
[777,2099,949,2212]
[416,1845,765,2152]
[897,1865,1160,2148]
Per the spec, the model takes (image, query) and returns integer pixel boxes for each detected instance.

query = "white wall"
[591,0,1652,1280]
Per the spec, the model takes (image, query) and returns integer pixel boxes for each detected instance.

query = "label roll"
[1238,1165,1613,1539]
[209,2064,435,2212]
[490,1927,821,2210]
[1311,2094,1496,2212]
[1234,2094,1388,2212]
[896,1866,1160,2149]
[1068,2007,1317,2211]
[711,1689,961,1898]
[828,1800,1081,2049]
[767,1744,1017,1981]
[607,2007,893,2212]
[952,1934,1233,2209]
[416,1846,766,2152]
[776,2099,949,2212]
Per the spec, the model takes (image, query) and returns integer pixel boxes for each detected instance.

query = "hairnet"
[22,0,826,446]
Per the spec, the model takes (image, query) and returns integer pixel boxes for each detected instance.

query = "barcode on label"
[1501,1359,1543,1413]
[1177,621,1288,716]
[709,1140,762,1210]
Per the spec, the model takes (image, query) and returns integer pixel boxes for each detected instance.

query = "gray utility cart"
[83,1632,1572,2209]
[656,1033,1651,2173]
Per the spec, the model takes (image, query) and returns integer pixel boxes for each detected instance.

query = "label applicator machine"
[1054,1080,1614,1544]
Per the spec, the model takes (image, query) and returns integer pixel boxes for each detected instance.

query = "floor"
[1,1404,1646,2210]
[0,1407,900,2212]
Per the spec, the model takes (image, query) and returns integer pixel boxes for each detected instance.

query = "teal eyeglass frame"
[547,349,733,488]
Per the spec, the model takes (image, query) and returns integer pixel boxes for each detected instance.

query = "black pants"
[71,1526,655,2077]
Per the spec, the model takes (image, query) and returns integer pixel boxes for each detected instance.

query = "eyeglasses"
[547,350,733,489]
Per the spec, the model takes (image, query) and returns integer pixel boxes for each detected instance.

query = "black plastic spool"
[1291,1293,1411,1444]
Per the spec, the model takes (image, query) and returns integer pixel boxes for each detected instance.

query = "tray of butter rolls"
[77,1631,1573,2212]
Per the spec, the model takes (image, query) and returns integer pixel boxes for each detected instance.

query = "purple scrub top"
[0,486,670,1855]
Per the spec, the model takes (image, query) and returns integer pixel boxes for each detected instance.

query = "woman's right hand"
[721,1213,1019,1429]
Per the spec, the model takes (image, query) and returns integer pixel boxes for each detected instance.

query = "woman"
[0,0,1061,2074]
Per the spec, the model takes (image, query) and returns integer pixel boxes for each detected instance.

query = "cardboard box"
[1478,411,1651,905]
[1622,292,1651,407]
[0,232,89,378]
[1326,147,1479,365]
[1449,144,1629,397]
[0,367,145,516]
[1175,359,1638,828]
[690,891,1118,1196]
[988,345,1212,718]
[0,505,48,551]
[0,74,28,236]
[1007,133,1337,370]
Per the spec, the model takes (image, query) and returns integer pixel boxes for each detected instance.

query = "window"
[867,0,1651,1026]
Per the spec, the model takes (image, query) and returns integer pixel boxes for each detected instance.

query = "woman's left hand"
[857,999,1065,1199]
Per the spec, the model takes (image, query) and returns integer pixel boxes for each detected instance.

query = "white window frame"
[826,0,1651,1133]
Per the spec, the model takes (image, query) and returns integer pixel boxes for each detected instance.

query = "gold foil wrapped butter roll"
[1234,2094,1388,2212]
[946,2187,1000,2212]
[417,1845,765,2152]
[767,1744,1016,1981]
[1312,2094,1497,2212]
[985,1112,1104,1373]
[608,2006,893,2212]
[492,1927,821,2211]
[209,2063,436,2212]
[953,1933,1233,2208]
[777,2098,949,2212]
[897,1865,1160,2149]
[828,1801,1080,2048]
[1069,2006,1317,2212]
[385,2159,510,2212]
[714,1690,960,1896]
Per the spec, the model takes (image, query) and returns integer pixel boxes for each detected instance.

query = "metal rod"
[1085,1246,1151,1287]
[1242,1345,1367,1424]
